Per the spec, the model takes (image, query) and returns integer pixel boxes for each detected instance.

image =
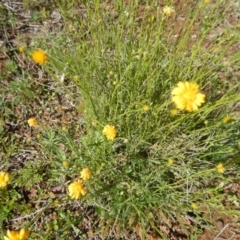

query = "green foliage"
[1,0,240,239]
[15,162,43,190]
[44,1,240,238]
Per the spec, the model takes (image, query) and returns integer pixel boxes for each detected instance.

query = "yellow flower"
[32,50,48,65]
[68,24,75,32]
[18,229,29,240]
[18,47,25,53]
[62,161,68,168]
[80,168,92,181]
[163,6,175,17]
[142,105,150,111]
[171,109,178,115]
[53,199,59,206]
[191,203,197,209]
[62,126,67,131]
[4,230,19,240]
[216,163,225,174]
[171,81,205,112]
[73,75,79,80]
[68,179,86,199]
[27,117,38,127]
[4,228,30,240]
[223,116,232,124]
[168,159,174,166]
[0,171,10,187]
[148,16,155,23]
[102,125,117,140]
[108,71,114,76]
[204,0,210,3]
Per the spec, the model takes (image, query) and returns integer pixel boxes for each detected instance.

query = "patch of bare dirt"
[198,209,240,240]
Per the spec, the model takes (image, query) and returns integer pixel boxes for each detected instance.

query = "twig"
[213,223,229,240]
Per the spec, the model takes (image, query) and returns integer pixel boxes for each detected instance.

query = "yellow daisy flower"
[62,126,67,131]
[0,171,10,187]
[204,0,210,3]
[171,109,178,115]
[191,203,197,209]
[32,49,48,65]
[216,163,225,174]
[102,125,117,140]
[108,71,114,76]
[18,229,29,240]
[68,179,86,199]
[73,75,79,80]
[163,6,175,17]
[62,161,68,168]
[18,47,25,53]
[4,228,30,240]
[80,168,92,181]
[168,159,174,166]
[148,16,155,23]
[142,105,150,111]
[27,117,38,127]
[223,116,232,124]
[171,81,205,112]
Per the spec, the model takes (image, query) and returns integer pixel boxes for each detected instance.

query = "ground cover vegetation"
[0,0,240,239]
